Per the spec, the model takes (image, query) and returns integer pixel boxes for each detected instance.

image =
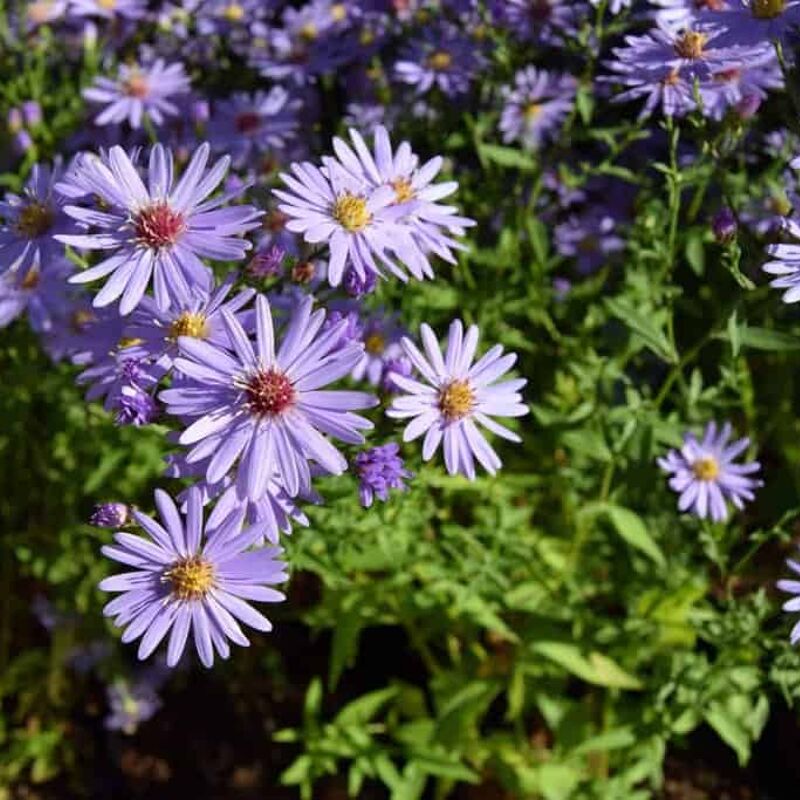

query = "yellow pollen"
[123,73,149,99]
[169,311,210,340]
[16,203,54,238]
[332,193,371,232]
[360,29,375,45]
[427,51,452,71]
[331,3,347,21]
[674,30,708,59]
[21,268,40,290]
[752,0,786,18]
[118,336,144,349]
[365,333,385,355]
[223,2,244,20]
[523,102,543,120]
[439,379,475,421]
[98,0,116,9]
[71,309,96,332]
[692,456,720,481]
[164,556,215,601]
[300,22,317,40]
[391,177,415,204]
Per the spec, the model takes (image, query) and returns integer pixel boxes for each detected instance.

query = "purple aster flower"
[247,244,286,279]
[0,160,75,278]
[83,60,191,130]
[105,678,162,734]
[323,308,364,347]
[554,209,625,273]
[355,443,412,507]
[653,0,730,30]
[91,502,131,528]
[330,125,476,279]
[122,278,255,377]
[778,556,800,644]
[353,310,405,386]
[657,421,762,522]
[381,355,412,393]
[115,384,159,426]
[160,294,377,500]
[343,264,377,297]
[57,143,261,315]
[490,0,583,43]
[699,60,783,119]
[762,219,800,301]
[99,487,288,668]
[208,88,302,169]
[275,157,424,287]
[22,101,42,127]
[602,24,772,117]
[499,67,577,150]
[343,102,391,135]
[70,0,147,20]
[712,207,738,242]
[0,257,75,333]
[23,0,68,29]
[701,0,800,46]
[387,320,528,479]
[394,23,485,97]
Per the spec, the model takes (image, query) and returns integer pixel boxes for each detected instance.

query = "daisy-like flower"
[160,294,377,500]
[23,0,68,28]
[387,320,528,479]
[602,23,772,117]
[0,257,75,333]
[657,421,762,522]
[699,61,783,119]
[499,67,577,150]
[0,160,75,277]
[355,443,412,508]
[105,677,162,734]
[208,88,302,168]
[701,0,800,46]
[762,220,800,301]
[394,23,485,97]
[330,125,476,279]
[275,157,424,287]
[83,59,191,130]
[69,0,147,20]
[122,277,255,377]
[351,310,405,386]
[652,0,730,29]
[777,555,800,644]
[57,143,261,315]
[99,487,288,668]
[490,0,583,43]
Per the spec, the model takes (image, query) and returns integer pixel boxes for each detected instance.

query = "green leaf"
[479,143,537,171]
[335,687,398,726]
[329,597,364,690]
[730,326,800,352]
[605,298,677,363]
[532,642,643,690]
[596,503,666,567]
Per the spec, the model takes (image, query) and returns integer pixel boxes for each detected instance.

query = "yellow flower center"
[365,333,385,355]
[123,73,149,99]
[439,379,475,421]
[523,103,543,120]
[98,0,116,9]
[164,556,215,600]
[692,456,720,481]
[332,193,371,232]
[169,311,210,340]
[330,3,347,21]
[427,51,452,71]
[300,22,317,40]
[769,193,793,216]
[391,178,415,204]
[16,202,54,238]
[118,336,144,349]
[223,2,244,21]
[674,30,708,59]
[752,0,786,18]
[71,309,96,332]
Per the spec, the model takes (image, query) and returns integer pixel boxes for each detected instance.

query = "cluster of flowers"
[5,0,800,670]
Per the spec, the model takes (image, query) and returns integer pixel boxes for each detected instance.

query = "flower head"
[105,677,162,734]
[657,421,762,522]
[355,443,412,507]
[58,143,261,314]
[387,320,528,479]
[91,502,131,528]
[99,487,288,668]
[83,59,191,130]
[160,294,377,500]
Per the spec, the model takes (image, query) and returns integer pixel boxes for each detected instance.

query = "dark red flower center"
[235,111,261,134]
[245,368,296,416]
[134,202,186,249]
